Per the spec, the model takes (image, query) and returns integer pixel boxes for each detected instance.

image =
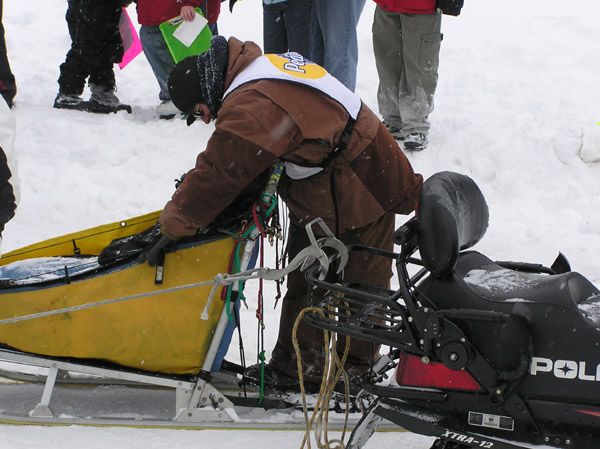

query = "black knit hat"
[167,36,229,125]
[167,56,203,116]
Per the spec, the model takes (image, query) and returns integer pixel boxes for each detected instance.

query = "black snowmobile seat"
[406,171,600,393]
[417,171,489,278]
[422,250,600,311]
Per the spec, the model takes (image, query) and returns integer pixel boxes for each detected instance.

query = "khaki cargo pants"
[373,8,442,137]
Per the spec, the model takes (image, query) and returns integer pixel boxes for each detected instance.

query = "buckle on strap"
[321,117,356,166]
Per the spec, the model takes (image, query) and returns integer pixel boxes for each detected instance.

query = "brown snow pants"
[270,212,395,383]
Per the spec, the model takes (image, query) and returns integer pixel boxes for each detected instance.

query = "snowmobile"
[301,171,600,449]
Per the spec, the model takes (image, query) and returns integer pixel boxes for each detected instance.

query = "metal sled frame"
[0,299,241,428]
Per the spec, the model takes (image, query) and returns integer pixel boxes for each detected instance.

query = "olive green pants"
[373,7,442,137]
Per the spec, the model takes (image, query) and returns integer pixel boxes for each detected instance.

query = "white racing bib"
[224,53,361,180]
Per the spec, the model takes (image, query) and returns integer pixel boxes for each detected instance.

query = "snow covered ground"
[1,0,599,447]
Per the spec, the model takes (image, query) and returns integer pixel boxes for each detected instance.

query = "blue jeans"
[310,0,365,91]
[140,25,174,102]
[263,0,312,55]
[199,2,219,35]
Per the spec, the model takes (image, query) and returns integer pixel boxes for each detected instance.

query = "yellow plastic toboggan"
[0,204,278,425]
[0,210,237,376]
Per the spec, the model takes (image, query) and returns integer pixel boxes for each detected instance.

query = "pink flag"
[118,7,142,70]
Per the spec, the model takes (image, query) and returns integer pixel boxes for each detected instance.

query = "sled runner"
[302,171,600,449]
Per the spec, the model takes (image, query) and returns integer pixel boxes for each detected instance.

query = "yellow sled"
[0,211,240,375]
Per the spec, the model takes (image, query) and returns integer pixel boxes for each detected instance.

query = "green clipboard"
[159,8,213,63]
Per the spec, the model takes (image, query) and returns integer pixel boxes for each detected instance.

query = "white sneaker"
[156,100,180,120]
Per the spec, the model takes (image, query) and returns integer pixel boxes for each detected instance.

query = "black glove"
[99,223,162,266]
[437,0,464,16]
[142,235,173,267]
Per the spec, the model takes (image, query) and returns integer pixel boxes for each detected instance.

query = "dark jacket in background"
[0,97,17,246]
[0,0,16,107]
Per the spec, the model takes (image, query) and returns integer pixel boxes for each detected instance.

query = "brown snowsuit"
[160,37,423,380]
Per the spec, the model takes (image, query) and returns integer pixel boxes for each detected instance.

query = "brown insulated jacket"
[160,37,422,238]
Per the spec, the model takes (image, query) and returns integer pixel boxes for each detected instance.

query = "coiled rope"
[293,305,352,449]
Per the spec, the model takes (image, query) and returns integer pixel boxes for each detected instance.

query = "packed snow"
[578,296,600,328]
[0,256,99,284]
[1,0,600,448]
[464,268,543,294]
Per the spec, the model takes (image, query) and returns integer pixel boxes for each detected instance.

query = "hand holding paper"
[173,11,208,47]
[180,6,196,21]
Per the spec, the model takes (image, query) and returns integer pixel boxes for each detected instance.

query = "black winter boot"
[244,363,323,393]
[401,132,428,152]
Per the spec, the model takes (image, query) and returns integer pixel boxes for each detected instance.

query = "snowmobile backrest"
[417,171,489,278]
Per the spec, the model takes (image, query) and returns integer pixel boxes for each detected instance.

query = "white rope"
[0,269,261,326]
[0,218,347,327]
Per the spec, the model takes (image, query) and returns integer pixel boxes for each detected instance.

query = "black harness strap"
[325,117,355,236]
[320,117,356,167]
